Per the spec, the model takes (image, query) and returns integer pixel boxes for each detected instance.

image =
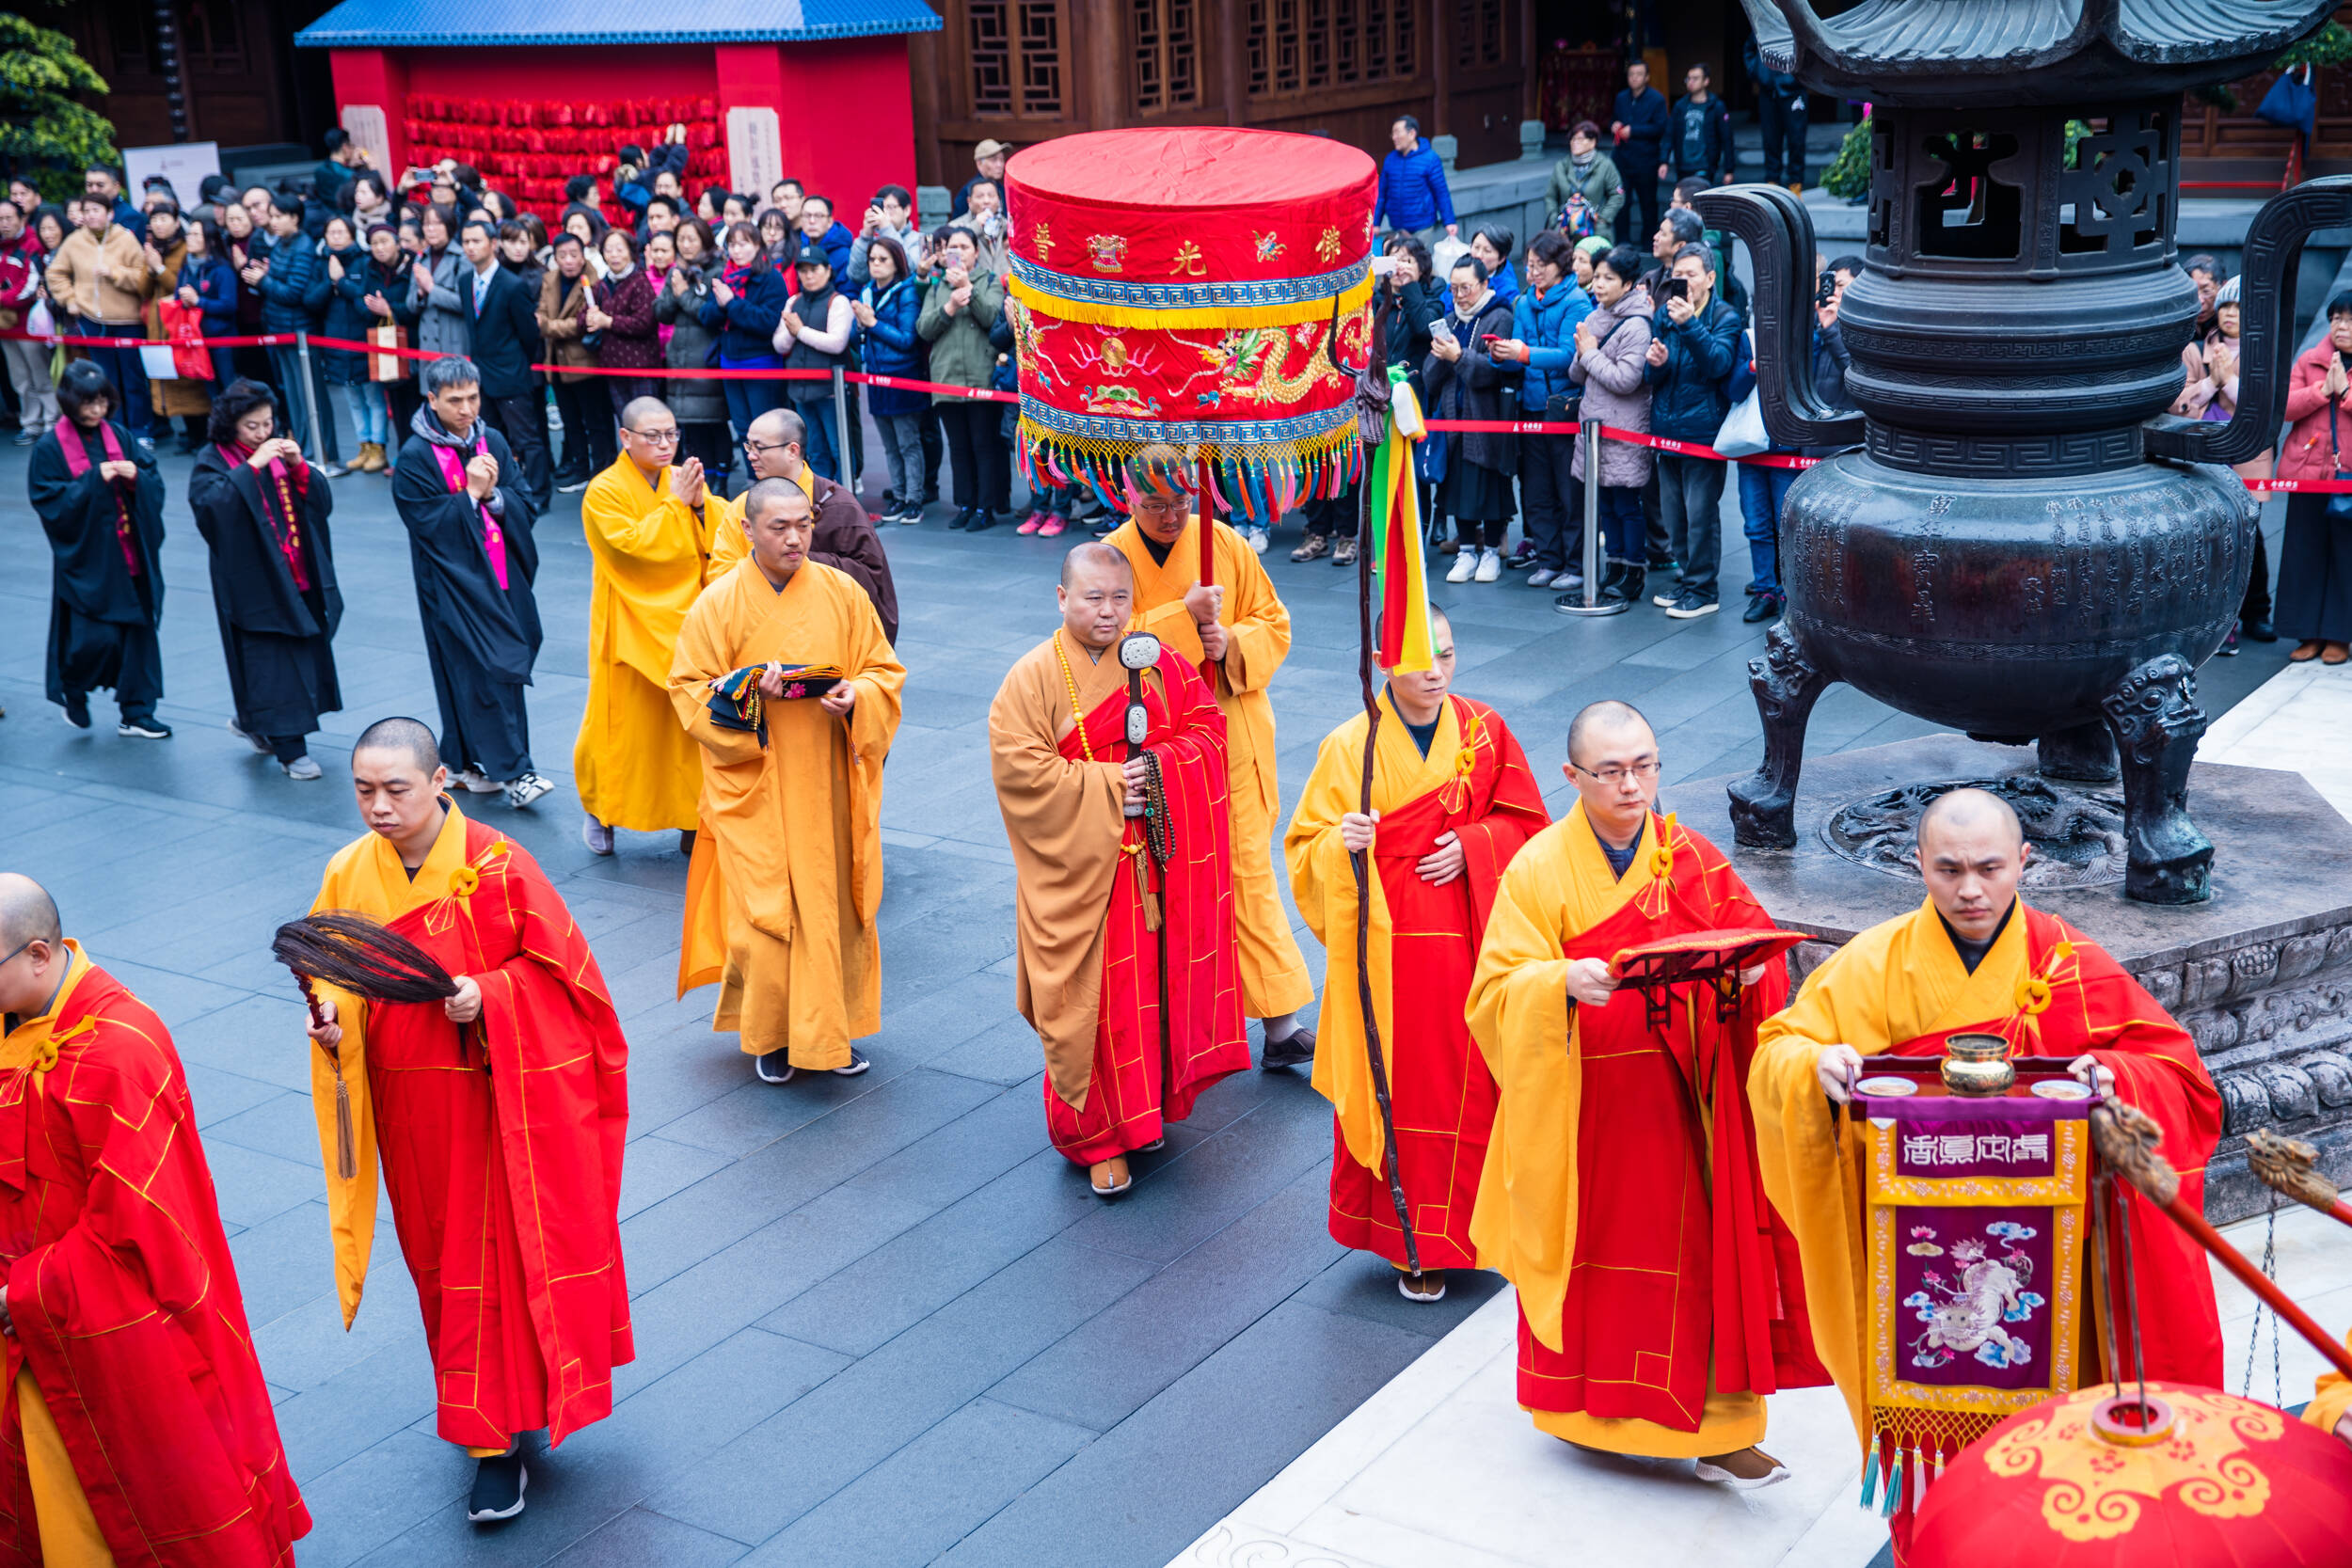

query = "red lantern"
[1911,1382,2352,1567]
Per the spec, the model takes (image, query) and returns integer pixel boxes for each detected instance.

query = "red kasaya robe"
[308,804,633,1451]
[991,635,1249,1166]
[1469,808,1828,1453]
[0,943,308,1566]
[1286,692,1550,1269]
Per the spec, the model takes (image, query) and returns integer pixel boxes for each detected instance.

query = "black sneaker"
[968,509,998,532]
[1262,1026,1316,1070]
[1664,590,1720,620]
[832,1046,870,1077]
[467,1449,527,1522]
[118,715,173,739]
[2215,626,2241,657]
[61,693,91,730]
[1600,562,1646,606]
[755,1050,797,1085]
[948,507,974,531]
[1741,594,1784,625]
[2242,617,2279,643]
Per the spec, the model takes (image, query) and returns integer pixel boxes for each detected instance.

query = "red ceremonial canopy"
[1005,126,1377,521]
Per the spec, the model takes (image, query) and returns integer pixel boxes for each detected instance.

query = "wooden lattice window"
[1132,0,1200,113]
[971,0,1066,117]
[1453,0,1502,69]
[1248,0,1415,98]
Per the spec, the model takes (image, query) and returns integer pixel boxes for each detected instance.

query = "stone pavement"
[0,430,2295,1567]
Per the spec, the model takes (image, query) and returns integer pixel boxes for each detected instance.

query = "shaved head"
[1060,541,1132,588]
[0,874,61,952]
[620,395,673,432]
[353,716,441,775]
[1566,699,1651,768]
[743,476,810,530]
[1917,786,2024,851]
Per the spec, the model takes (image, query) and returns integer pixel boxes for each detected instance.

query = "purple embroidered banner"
[1891,1204,2057,1390]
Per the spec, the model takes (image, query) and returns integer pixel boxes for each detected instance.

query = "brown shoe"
[1695,1447,1789,1489]
[1089,1156,1132,1196]
[1397,1268,1447,1302]
[1787,182,1804,197]
[1333,537,1359,566]
[2292,640,2325,662]
[1290,533,1330,562]
[2325,641,2351,666]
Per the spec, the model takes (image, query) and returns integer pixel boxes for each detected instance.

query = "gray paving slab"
[0,425,2293,1568]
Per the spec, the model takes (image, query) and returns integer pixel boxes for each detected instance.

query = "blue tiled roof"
[294,0,942,48]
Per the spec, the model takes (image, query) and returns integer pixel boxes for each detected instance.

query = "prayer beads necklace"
[1052,632,1096,762]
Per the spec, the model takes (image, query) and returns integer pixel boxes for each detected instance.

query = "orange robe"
[989,631,1248,1163]
[1750,897,2223,1558]
[1468,807,1825,1454]
[306,805,634,1451]
[573,454,725,832]
[1105,516,1312,1022]
[1286,691,1549,1267]
[0,944,308,1567]
[669,558,905,1067]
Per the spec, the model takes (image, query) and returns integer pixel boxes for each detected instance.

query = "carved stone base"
[1679,734,2352,1224]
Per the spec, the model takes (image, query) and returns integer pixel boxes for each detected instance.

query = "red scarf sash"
[219,442,314,591]
[429,430,509,590]
[54,420,139,578]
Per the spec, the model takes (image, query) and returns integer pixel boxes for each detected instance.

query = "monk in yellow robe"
[1748,788,2223,1561]
[1287,608,1549,1301]
[1104,444,1314,1067]
[669,477,906,1083]
[707,407,898,642]
[1467,700,1820,1487]
[576,396,727,856]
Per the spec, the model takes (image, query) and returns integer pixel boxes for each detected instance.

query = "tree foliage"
[0,11,120,203]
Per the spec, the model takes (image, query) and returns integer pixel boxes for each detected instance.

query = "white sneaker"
[1528,567,1557,588]
[581,815,614,855]
[1248,526,1269,554]
[503,771,553,809]
[455,768,504,795]
[1474,547,1502,583]
[227,718,273,755]
[1446,550,1477,583]
[282,754,324,781]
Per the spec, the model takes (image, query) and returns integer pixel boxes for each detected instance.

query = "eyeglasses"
[1569,758,1661,786]
[628,428,682,446]
[0,939,37,970]
[1134,498,1184,518]
[742,436,794,458]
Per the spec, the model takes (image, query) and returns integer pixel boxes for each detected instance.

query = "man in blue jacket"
[1375,117,1457,244]
[1642,242,1741,619]
[455,218,552,511]
[1610,61,1671,248]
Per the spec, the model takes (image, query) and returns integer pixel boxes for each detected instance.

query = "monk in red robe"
[1468,701,1823,1485]
[302,718,632,1525]
[1285,608,1549,1301]
[989,544,1250,1196]
[0,873,308,1566]
[1750,787,2222,1562]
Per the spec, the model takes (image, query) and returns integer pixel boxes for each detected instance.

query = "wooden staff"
[1349,292,1420,1280]
[2092,1103,2352,1383]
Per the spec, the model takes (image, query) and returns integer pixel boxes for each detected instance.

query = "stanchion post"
[295,333,328,468]
[832,367,853,488]
[1557,418,1628,617]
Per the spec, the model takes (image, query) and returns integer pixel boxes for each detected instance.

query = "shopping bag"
[1714,386,1770,458]
[138,343,180,380]
[369,323,409,382]
[158,299,214,379]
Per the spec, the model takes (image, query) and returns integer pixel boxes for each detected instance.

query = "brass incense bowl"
[1941,1033,2014,1097]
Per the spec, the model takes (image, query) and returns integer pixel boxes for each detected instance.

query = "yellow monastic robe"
[668,557,905,1067]
[2311,1344,2352,1439]
[574,454,727,832]
[1466,805,1766,1454]
[1105,515,1312,1021]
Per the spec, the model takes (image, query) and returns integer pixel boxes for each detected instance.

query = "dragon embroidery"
[1198,323,1346,409]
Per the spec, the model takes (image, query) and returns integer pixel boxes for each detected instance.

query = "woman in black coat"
[26,361,170,736]
[187,378,342,777]
[1423,254,1523,578]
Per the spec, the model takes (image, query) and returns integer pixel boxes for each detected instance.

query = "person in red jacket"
[2273,293,2352,663]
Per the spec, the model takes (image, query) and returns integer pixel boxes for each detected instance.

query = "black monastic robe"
[188,444,344,744]
[26,419,167,718]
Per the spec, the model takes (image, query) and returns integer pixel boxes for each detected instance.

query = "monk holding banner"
[301,717,632,1525]
[1748,787,2222,1560]
[0,874,309,1564]
[991,544,1248,1196]
[670,478,905,1084]
[1286,607,1548,1300]
[1104,445,1315,1067]
[576,395,727,857]
[1467,700,1821,1485]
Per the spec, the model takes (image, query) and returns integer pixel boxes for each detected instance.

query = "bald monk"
[1749,787,2222,1560]
[303,718,633,1524]
[709,406,898,642]
[1468,700,1822,1486]
[1104,445,1314,1067]
[0,875,309,1563]
[576,395,730,857]
[990,544,1249,1195]
[1285,608,1549,1300]
[670,478,906,1083]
